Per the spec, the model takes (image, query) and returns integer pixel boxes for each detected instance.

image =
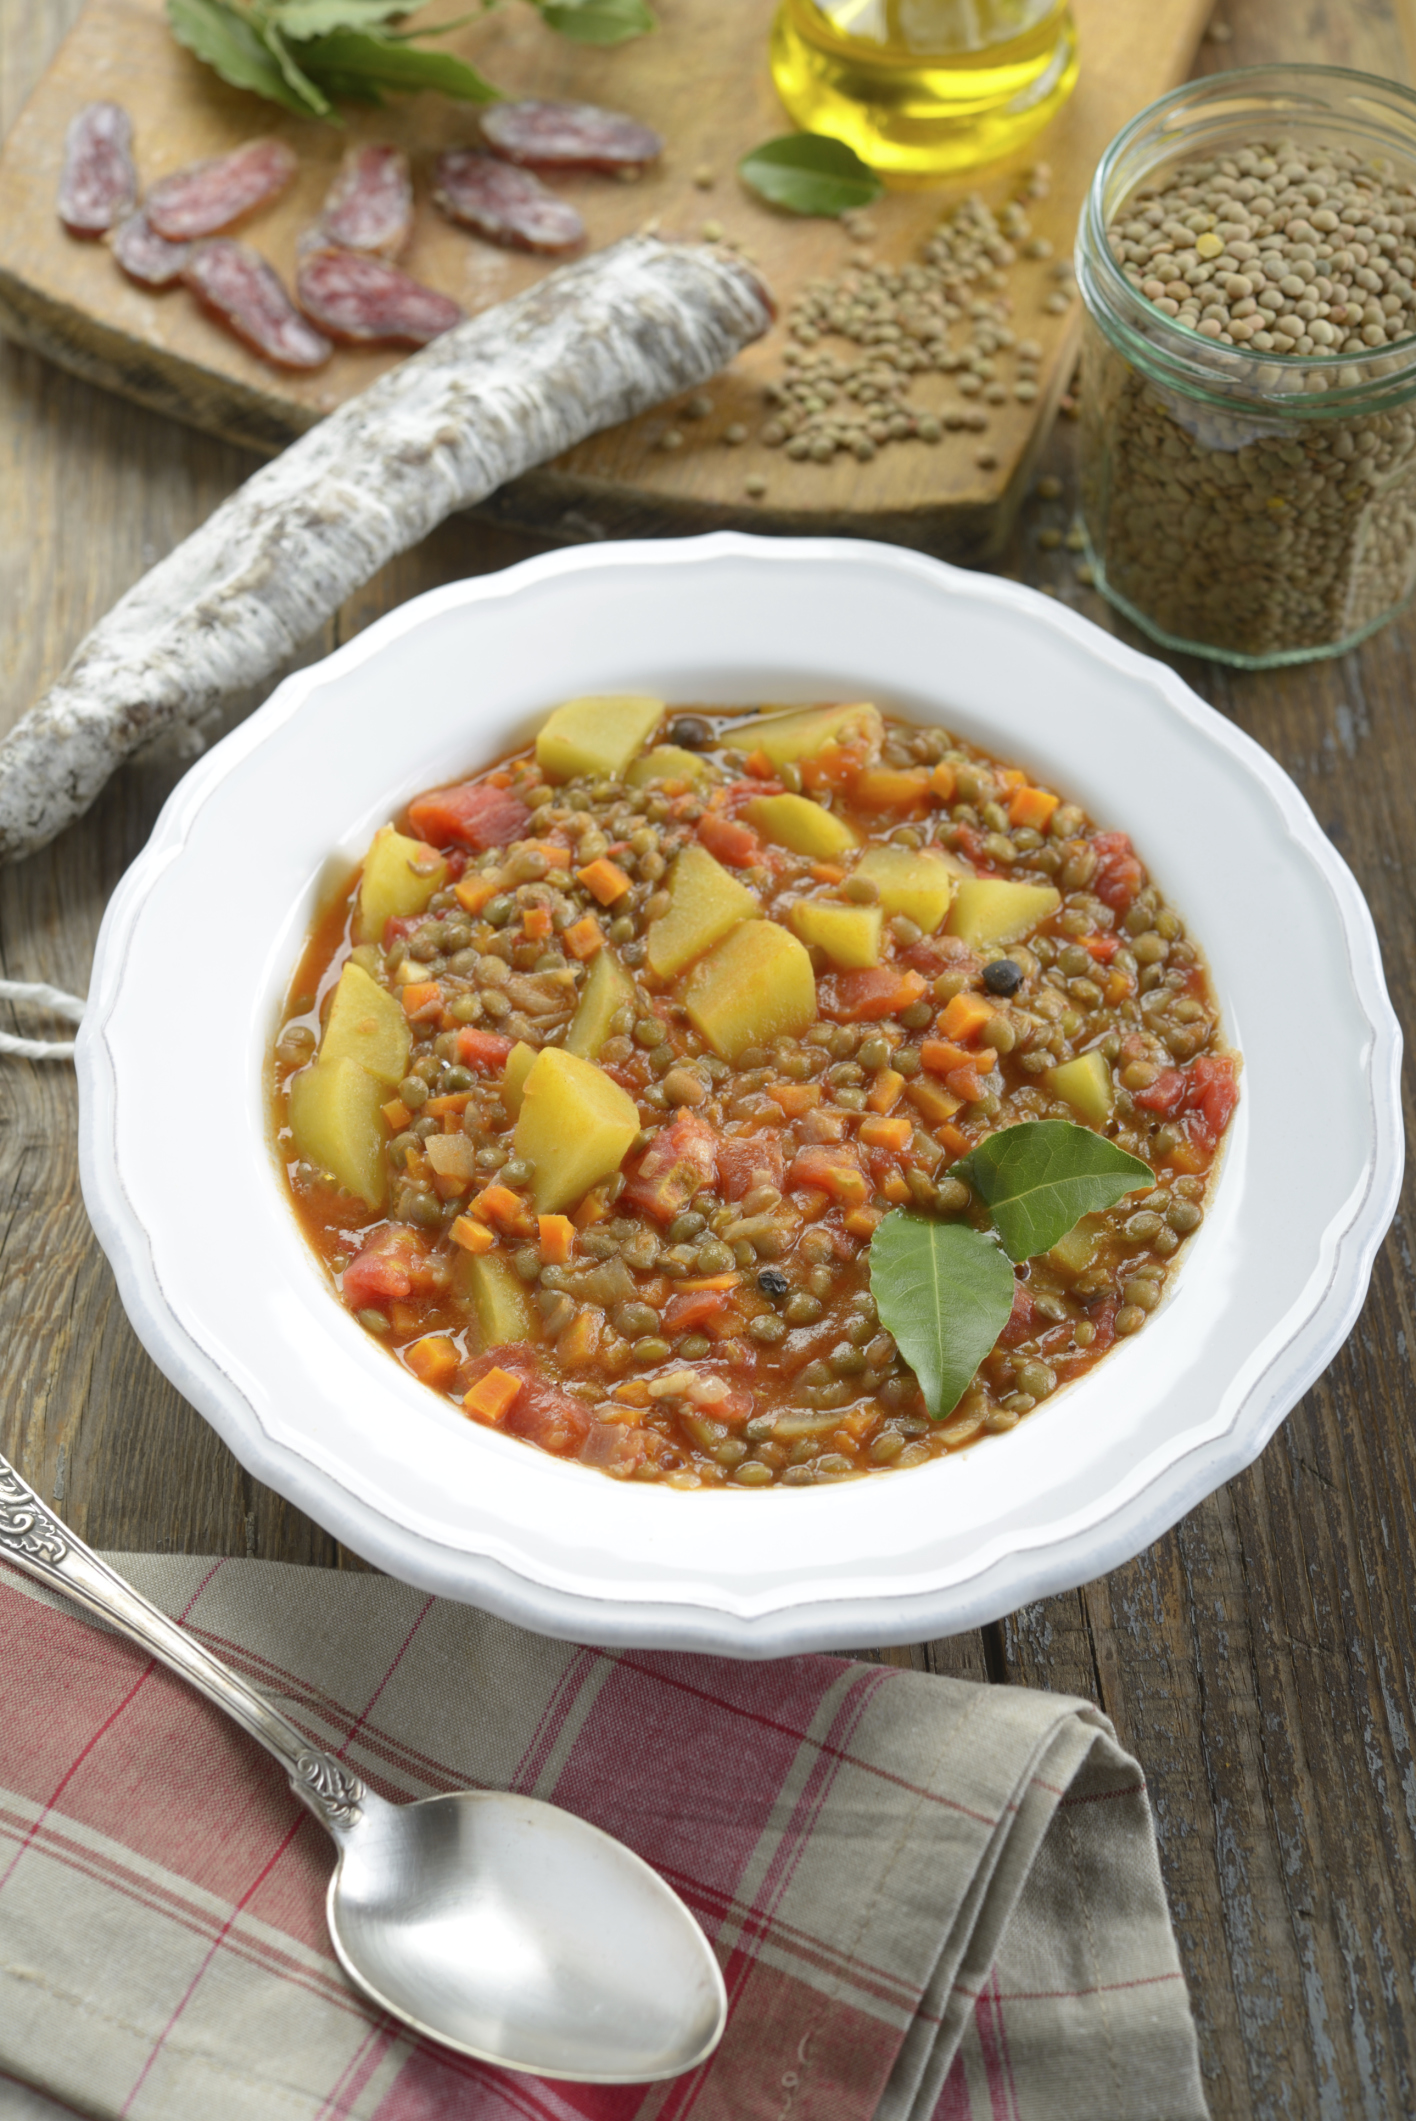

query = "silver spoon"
[0,1456,727,2082]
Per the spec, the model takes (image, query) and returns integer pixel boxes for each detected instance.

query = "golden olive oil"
[770,0,1079,181]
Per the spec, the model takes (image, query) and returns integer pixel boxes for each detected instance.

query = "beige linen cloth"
[0,1554,1208,2120]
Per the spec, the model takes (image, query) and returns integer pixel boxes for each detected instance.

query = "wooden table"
[2,1,1413,2112]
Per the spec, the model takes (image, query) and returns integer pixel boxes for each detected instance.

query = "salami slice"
[432,151,584,255]
[147,138,298,242]
[183,241,333,370]
[0,237,773,863]
[58,102,137,236]
[480,100,663,174]
[317,144,414,259]
[296,249,462,347]
[111,211,192,288]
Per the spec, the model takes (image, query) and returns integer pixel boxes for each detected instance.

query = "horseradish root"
[0,237,772,864]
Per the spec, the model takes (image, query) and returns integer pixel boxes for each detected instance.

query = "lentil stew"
[272,697,1238,1488]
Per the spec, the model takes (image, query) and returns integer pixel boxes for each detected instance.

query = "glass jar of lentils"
[1075,66,1416,666]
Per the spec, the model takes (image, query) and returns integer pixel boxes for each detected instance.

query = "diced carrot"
[614,1377,652,1406]
[403,1149,430,1185]
[866,1068,905,1114]
[1104,969,1134,1006]
[523,905,553,941]
[537,1214,576,1265]
[451,1215,496,1255]
[810,862,846,884]
[389,1300,420,1335]
[999,768,1027,791]
[1083,933,1120,963]
[921,1038,996,1076]
[401,981,443,1022]
[454,874,501,916]
[463,1366,523,1425]
[556,1310,602,1365]
[787,1145,869,1206]
[853,767,930,811]
[1008,784,1060,830]
[562,916,603,960]
[940,1122,972,1156]
[457,1027,514,1072]
[406,1335,459,1389]
[767,1081,822,1118]
[929,761,956,802]
[681,1272,741,1292]
[576,858,632,906]
[744,748,776,778]
[382,1097,412,1132]
[471,1183,535,1236]
[800,739,868,791]
[907,1076,962,1126]
[881,1172,911,1204]
[487,769,516,789]
[425,1091,471,1117]
[938,991,996,1042]
[859,1114,913,1151]
[573,1185,611,1229]
[844,1206,883,1239]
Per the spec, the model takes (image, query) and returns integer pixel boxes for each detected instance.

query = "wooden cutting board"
[0,0,1210,560]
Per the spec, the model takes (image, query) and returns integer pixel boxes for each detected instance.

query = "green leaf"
[869,1213,1016,1423]
[738,132,883,217]
[269,0,418,36]
[952,1121,1153,1265]
[533,0,656,45]
[166,0,323,114]
[292,23,501,98]
[265,20,335,115]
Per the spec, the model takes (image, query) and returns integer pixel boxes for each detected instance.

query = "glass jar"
[1076,65,1416,667]
[770,0,1078,180]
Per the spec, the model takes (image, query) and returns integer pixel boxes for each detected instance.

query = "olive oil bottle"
[770,0,1079,180]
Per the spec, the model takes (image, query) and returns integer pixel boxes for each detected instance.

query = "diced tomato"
[720,777,782,811]
[1089,1299,1118,1352]
[1091,831,1145,914]
[819,966,928,1021]
[341,1226,437,1312]
[407,781,530,852]
[623,1109,719,1224]
[900,935,977,979]
[787,1144,868,1205]
[663,1286,733,1335]
[717,1133,785,1200]
[1132,1068,1188,1117]
[457,1026,514,1072]
[1082,934,1120,963]
[581,1421,649,1476]
[462,1349,590,1457]
[999,1280,1039,1348]
[950,823,992,870]
[698,812,762,867]
[1184,1054,1239,1153]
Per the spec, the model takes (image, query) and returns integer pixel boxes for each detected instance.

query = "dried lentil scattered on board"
[1076,72,1416,664]
[750,166,1076,468]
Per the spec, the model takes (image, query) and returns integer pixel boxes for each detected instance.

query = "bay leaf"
[738,132,883,217]
[869,1212,1015,1423]
[953,1120,1152,1264]
[166,0,322,115]
[535,0,657,44]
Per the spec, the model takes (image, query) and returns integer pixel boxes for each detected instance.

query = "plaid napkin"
[0,1554,1207,2121]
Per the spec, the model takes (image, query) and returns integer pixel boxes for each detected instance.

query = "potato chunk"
[354,826,446,946]
[684,922,817,1061]
[853,846,955,933]
[734,701,883,766]
[626,744,715,788]
[535,695,665,782]
[318,962,411,1086]
[457,1251,535,1349]
[646,842,758,979]
[289,1056,388,1209]
[789,899,882,968]
[513,1048,640,1214]
[500,1039,537,1119]
[565,947,637,1060]
[743,793,860,860]
[1046,1048,1115,1128]
[946,877,1061,948]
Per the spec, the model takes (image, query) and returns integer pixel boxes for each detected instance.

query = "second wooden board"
[0,0,1210,558]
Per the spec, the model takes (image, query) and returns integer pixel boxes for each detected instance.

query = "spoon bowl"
[329,1788,727,2080]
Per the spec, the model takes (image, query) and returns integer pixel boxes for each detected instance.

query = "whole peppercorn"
[757,1267,791,1299]
[983,958,1024,996]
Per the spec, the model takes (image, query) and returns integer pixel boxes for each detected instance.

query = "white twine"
[0,979,86,1061]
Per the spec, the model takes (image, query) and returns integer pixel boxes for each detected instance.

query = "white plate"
[78,534,1403,1656]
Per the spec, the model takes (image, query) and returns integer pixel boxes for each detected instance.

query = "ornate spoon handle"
[0,1453,364,1834]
